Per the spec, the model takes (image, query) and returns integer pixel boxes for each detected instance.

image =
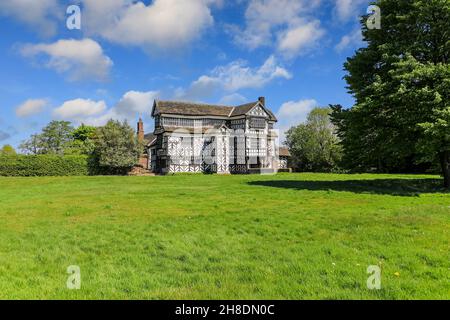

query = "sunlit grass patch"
[0,173,448,299]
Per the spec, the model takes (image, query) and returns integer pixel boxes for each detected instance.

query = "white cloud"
[1,0,221,50]
[218,93,248,105]
[278,20,325,58]
[15,99,48,117]
[334,0,368,22]
[335,28,363,52]
[228,0,323,56]
[82,0,217,50]
[53,99,107,120]
[276,99,318,142]
[114,91,158,117]
[178,55,292,100]
[53,91,159,126]
[21,38,113,81]
[0,0,60,36]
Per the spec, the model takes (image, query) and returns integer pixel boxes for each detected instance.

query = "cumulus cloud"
[335,28,363,52]
[86,91,160,126]
[53,99,107,121]
[15,99,48,117]
[218,93,248,105]
[177,55,292,100]
[278,20,325,58]
[228,0,323,57]
[276,99,318,142]
[334,0,369,22]
[0,0,61,36]
[53,91,159,126]
[21,38,113,81]
[82,0,218,50]
[114,91,158,116]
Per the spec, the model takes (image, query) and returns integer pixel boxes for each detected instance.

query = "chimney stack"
[258,96,266,106]
[137,118,144,142]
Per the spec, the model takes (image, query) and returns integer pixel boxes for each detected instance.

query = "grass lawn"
[0,173,448,300]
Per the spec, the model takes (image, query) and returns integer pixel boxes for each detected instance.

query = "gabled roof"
[231,101,277,121]
[152,100,277,121]
[152,100,232,117]
[230,102,258,117]
[144,133,156,147]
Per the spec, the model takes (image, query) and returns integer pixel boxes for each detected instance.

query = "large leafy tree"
[66,124,96,155]
[20,122,97,156]
[20,121,74,155]
[40,121,74,155]
[93,120,141,173]
[419,107,450,187]
[286,107,342,172]
[331,0,450,187]
[19,134,42,155]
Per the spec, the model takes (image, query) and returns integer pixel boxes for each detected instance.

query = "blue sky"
[0,0,370,149]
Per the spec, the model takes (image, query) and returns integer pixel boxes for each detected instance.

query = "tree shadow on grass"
[248,179,447,196]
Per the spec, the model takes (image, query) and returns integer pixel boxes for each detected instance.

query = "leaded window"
[249,117,266,129]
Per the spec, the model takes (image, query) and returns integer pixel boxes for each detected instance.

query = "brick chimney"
[258,96,266,106]
[137,118,144,142]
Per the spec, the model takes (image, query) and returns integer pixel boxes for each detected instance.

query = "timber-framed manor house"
[143,97,290,174]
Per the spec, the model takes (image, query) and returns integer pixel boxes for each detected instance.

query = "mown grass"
[0,173,448,300]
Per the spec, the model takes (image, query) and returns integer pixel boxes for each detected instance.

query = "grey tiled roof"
[154,100,233,117]
[153,100,277,121]
[144,133,156,147]
[230,102,258,117]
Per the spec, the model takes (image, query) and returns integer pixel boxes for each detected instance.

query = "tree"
[19,134,42,155]
[66,124,96,155]
[40,121,74,155]
[20,121,75,155]
[72,124,96,142]
[93,120,141,173]
[331,0,450,187]
[286,107,343,172]
[419,107,450,188]
[0,144,16,156]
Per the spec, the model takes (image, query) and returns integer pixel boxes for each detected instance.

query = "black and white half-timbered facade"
[148,97,285,174]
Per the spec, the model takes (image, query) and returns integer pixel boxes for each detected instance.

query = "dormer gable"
[247,103,269,118]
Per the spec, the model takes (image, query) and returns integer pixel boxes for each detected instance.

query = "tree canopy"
[20,122,96,156]
[93,120,141,173]
[331,0,450,187]
[286,107,342,172]
[66,124,96,155]
[18,119,142,174]
[20,121,74,155]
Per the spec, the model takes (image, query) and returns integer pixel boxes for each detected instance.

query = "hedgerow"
[0,155,92,176]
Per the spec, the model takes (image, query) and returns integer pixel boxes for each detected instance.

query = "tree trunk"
[439,151,450,189]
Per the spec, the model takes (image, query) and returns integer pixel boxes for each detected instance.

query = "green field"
[0,173,448,300]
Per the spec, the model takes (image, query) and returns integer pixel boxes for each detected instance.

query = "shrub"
[0,155,92,177]
[93,120,142,174]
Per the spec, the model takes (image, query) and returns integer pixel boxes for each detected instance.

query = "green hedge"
[0,155,91,177]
